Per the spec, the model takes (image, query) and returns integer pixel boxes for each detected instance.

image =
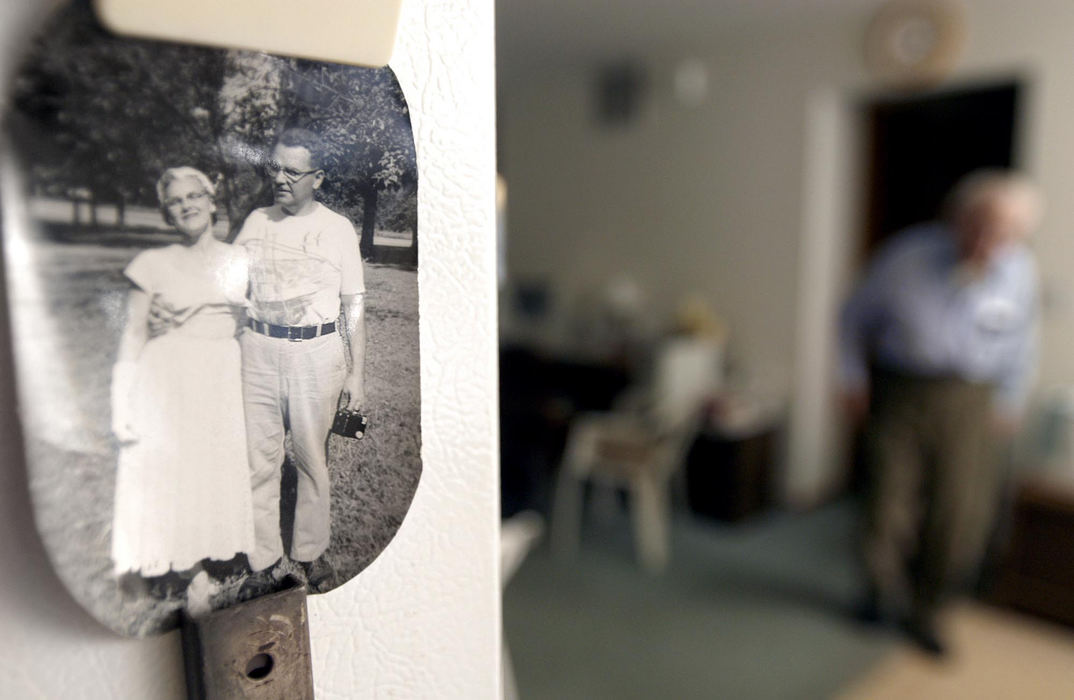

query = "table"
[992,474,1074,627]
[684,426,778,522]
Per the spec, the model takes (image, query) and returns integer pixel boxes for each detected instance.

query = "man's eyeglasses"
[163,191,210,209]
[264,161,321,183]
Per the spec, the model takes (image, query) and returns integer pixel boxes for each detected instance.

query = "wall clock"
[864,0,967,86]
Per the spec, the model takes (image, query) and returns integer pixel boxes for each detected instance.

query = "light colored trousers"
[240,330,346,570]
[863,370,1000,623]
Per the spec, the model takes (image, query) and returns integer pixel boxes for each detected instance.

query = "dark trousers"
[862,370,1001,623]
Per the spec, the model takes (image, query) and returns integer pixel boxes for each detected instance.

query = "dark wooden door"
[861,82,1021,260]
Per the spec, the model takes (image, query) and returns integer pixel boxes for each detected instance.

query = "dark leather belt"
[248,318,337,341]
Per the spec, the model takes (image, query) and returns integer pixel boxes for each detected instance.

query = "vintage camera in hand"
[331,408,368,440]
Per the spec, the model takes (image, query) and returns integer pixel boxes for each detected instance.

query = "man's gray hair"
[944,169,1044,234]
[276,128,328,170]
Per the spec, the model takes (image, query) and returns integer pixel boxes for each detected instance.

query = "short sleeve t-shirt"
[235,202,365,326]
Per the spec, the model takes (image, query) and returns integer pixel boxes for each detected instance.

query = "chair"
[551,336,722,573]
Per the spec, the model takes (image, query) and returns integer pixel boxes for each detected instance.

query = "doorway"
[861,81,1022,260]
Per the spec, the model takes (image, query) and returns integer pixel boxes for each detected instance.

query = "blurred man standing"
[839,170,1042,655]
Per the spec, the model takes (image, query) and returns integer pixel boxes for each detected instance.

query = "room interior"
[496,0,1074,697]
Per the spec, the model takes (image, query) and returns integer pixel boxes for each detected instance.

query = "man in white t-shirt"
[236,128,366,591]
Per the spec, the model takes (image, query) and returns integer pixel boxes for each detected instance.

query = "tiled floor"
[839,602,1074,700]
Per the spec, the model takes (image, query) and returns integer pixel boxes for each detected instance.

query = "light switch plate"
[94,0,404,67]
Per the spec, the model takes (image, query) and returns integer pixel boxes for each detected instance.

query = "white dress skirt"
[111,242,254,576]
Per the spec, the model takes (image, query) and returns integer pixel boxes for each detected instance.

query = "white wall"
[0,0,501,697]
[500,0,1074,503]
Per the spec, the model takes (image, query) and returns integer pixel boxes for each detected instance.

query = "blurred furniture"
[500,511,544,700]
[499,345,631,517]
[992,475,1074,627]
[551,337,722,573]
[685,423,777,522]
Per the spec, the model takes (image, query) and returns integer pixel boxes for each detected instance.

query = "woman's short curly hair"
[156,166,216,227]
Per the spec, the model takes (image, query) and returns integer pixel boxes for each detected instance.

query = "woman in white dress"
[110,166,254,614]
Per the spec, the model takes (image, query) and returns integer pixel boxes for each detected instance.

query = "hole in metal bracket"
[245,653,275,680]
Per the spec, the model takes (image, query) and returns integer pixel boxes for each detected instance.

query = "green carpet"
[503,500,897,699]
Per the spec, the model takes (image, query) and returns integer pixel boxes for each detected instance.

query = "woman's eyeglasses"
[264,161,320,182]
[163,191,210,209]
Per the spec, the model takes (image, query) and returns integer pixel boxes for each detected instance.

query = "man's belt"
[248,318,337,341]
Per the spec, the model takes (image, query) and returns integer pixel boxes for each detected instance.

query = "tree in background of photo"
[278,58,417,260]
[9,1,417,264]
[9,2,227,228]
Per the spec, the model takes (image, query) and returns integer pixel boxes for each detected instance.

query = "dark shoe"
[299,558,336,593]
[852,589,894,627]
[237,559,290,602]
[854,596,884,625]
[146,571,188,600]
[904,618,947,657]
[118,572,149,600]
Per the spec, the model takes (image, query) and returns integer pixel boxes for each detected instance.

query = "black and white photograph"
[3,2,421,637]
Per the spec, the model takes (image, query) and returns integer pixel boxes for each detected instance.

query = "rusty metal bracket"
[182,582,314,699]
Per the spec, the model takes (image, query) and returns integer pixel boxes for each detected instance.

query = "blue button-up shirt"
[839,223,1039,416]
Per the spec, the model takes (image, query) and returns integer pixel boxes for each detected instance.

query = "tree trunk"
[224,183,244,243]
[116,197,126,228]
[223,174,270,243]
[89,191,98,228]
[359,185,378,260]
[222,173,243,242]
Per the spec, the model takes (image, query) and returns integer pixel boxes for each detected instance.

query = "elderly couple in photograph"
[109,128,366,612]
